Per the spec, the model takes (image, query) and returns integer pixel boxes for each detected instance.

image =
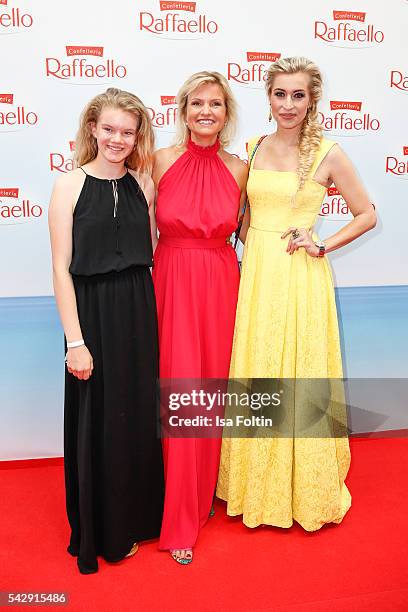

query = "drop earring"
[268,107,272,122]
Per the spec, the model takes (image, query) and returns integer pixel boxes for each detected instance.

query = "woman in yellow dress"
[217,57,376,531]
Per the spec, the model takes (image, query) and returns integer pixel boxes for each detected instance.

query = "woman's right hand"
[66,345,94,380]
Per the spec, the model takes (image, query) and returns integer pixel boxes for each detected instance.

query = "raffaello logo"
[319,100,380,136]
[0,93,38,131]
[0,1,34,33]
[390,69,408,94]
[227,52,281,88]
[314,11,384,47]
[385,147,408,179]
[50,141,76,173]
[0,188,43,225]
[319,187,352,220]
[146,95,178,131]
[138,1,219,39]
[45,46,127,83]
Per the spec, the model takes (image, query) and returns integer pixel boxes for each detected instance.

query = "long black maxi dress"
[64,168,164,574]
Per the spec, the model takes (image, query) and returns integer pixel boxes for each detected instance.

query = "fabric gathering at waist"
[71,265,151,283]
[159,236,230,249]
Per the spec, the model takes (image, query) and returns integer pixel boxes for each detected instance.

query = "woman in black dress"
[48,88,164,574]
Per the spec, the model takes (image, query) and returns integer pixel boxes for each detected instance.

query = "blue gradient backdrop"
[1,286,407,459]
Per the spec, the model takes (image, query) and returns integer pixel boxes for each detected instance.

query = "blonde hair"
[75,88,154,174]
[175,71,237,148]
[266,57,323,193]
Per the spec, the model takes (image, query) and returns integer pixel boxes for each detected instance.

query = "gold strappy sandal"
[125,542,139,558]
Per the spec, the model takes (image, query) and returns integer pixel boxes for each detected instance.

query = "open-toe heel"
[170,548,193,565]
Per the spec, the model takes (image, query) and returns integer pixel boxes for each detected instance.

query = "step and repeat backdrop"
[1,0,407,458]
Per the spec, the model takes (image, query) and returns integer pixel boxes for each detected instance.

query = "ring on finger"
[292,229,300,239]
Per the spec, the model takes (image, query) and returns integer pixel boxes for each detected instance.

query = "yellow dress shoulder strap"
[310,137,338,177]
[247,135,269,169]
[247,135,261,167]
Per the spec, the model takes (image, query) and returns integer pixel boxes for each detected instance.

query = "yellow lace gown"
[217,136,351,531]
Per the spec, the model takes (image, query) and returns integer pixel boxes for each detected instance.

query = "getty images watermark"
[167,387,282,428]
[159,378,352,438]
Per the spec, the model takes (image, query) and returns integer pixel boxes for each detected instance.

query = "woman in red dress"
[152,71,247,564]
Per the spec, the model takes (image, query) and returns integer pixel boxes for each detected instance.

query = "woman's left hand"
[281,227,319,257]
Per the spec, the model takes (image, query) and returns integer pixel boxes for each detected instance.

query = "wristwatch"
[314,241,326,257]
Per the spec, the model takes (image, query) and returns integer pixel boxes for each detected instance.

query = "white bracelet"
[67,339,85,349]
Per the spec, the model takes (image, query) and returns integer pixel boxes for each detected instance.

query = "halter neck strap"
[187,138,220,158]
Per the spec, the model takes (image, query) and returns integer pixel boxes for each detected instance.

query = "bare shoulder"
[220,150,248,187]
[222,150,247,172]
[128,168,153,189]
[129,170,155,205]
[154,145,184,166]
[51,168,86,214]
[53,167,84,191]
[324,142,354,171]
[53,168,86,203]
[153,145,185,184]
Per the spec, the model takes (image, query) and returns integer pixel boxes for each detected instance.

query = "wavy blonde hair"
[266,57,323,194]
[75,88,154,174]
[175,71,237,148]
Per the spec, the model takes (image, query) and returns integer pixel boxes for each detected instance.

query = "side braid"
[297,105,323,192]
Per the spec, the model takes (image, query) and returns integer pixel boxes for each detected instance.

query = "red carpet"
[1,438,408,611]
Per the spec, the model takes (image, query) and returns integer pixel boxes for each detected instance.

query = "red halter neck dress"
[153,137,240,550]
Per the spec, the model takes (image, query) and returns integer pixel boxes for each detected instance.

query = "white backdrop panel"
[1,0,407,295]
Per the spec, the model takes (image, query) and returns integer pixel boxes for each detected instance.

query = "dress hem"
[217,497,352,531]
